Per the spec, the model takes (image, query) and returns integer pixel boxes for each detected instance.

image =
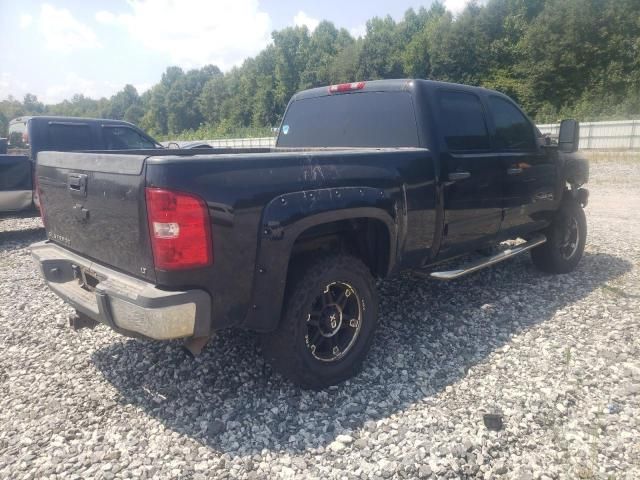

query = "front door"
[438,90,503,257]
[485,95,558,236]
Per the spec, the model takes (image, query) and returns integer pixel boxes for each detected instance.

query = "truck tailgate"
[36,151,155,282]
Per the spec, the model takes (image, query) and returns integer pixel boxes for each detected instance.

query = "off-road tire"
[531,199,587,273]
[260,254,378,389]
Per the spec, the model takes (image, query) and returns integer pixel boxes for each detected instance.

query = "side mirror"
[167,142,180,149]
[558,119,579,153]
[0,138,7,154]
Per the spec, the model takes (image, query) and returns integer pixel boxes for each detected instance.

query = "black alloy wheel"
[305,281,363,362]
[261,254,378,389]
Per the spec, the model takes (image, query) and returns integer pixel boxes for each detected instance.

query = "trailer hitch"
[69,311,99,330]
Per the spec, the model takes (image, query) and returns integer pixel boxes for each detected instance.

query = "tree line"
[1,0,638,140]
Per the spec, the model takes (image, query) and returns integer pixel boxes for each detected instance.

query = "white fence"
[160,137,275,149]
[538,120,640,150]
[167,120,640,151]
[204,137,275,148]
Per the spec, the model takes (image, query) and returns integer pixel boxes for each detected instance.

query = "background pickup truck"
[31,79,589,388]
[0,116,162,214]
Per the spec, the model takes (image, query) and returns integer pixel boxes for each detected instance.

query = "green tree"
[520,0,640,116]
[358,16,404,79]
[272,27,311,114]
[124,104,145,125]
[401,3,447,78]
[251,46,278,126]
[199,74,228,125]
[328,40,362,83]
[300,22,354,89]
[106,84,140,120]
[2,0,640,137]
[140,84,169,135]
[23,93,45,114]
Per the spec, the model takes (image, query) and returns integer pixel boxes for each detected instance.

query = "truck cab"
[277,80,583,263]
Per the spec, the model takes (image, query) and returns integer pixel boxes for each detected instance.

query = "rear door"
[438,90,503,255]
[36,151,156,282]
[485,95,557,235]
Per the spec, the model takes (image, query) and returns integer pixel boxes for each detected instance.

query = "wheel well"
[289,218,391,278]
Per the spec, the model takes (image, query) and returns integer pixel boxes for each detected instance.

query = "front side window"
[103,126,155,150]
[438,91,490,151]
[488,96,535,150]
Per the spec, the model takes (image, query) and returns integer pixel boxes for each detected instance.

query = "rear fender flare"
[243,186,398,331]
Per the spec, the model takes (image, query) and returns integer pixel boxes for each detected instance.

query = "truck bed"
[36,146,435,330]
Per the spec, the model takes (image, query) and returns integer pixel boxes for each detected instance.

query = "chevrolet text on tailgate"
[31,79,589,389]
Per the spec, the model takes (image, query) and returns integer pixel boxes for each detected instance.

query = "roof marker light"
[328,82,366,94]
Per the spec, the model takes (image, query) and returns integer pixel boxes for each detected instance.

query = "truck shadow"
[0,210,40,220]
[91,251,631,455]
[0,227,46,252]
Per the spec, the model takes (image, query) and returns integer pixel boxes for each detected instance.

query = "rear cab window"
[102,126,156,150]
[277,91,420,148]
[438,91,490,151]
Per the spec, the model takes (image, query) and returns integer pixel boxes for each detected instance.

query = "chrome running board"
[429,235,547,281]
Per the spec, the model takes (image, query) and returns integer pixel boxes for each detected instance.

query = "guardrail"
[538,120,640,150]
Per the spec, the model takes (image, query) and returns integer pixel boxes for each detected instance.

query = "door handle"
[507,167,523,175]
[448,171,471,181]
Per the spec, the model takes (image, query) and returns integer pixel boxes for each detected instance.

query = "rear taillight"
[328,81,365,94]
[145,187,212,270]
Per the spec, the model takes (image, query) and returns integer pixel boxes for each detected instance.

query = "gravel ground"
[1,159,639,479]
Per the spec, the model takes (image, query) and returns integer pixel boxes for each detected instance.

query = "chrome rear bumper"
[30,241,211,340]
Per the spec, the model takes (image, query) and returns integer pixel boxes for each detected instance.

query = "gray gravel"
[1,159,639,479]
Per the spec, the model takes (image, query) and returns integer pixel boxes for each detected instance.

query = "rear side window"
[438,91,490,151]
[48,123,93,150]
[103,126,156,150]
[488,96,535,150]
[277,91,420,148]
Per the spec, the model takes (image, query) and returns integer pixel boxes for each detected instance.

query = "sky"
[0,0,475,104]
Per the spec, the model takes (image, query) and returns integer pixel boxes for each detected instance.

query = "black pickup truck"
[0,116,162,214]
[31,79,589,388]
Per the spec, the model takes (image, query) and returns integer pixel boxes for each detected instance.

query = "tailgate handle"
[68,174,88,196]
